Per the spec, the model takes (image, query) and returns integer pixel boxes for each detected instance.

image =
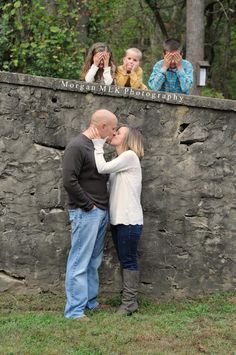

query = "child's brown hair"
[80,42,116,81]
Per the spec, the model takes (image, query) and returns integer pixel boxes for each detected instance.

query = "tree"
[186,0,205,95]
[76,0,89,42]
[0,0,235,98]
[144,0,169,38]
[0,0,86,78]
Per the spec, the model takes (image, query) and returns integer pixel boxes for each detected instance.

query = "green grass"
[0,292,235,355]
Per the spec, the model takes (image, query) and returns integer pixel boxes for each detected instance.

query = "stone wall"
[0,71,235,298]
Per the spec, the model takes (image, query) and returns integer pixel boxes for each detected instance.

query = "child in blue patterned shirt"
[148,38,193,95]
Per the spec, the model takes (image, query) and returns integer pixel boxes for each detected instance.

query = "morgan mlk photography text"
[61,80,184,103]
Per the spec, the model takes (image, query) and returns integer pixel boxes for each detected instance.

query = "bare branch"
[217,0,229,20]
[144,0,168,38]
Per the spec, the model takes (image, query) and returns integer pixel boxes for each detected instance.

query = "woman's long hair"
[121,125,144,159]
[80,42,116,81]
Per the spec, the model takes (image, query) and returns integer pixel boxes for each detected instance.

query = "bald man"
[63,109,118,320]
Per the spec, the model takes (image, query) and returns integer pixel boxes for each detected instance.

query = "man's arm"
[148,61,166,91]
[177,61,193,94]
[62,146,94,211]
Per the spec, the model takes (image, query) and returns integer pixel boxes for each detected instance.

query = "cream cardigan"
[92,139,143,225]
[85,64,113,85]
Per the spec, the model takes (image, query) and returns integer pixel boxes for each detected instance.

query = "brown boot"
[119,265,123,296]
[117,269,139,316]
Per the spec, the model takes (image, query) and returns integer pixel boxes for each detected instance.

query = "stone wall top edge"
[1,70,236,112]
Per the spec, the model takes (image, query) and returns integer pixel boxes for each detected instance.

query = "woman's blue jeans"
[111,224,142,270]
[64,207,108,319]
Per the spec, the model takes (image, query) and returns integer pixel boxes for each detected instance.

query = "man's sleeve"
[148,61,166,91]
[62,146,94,211]
[177,61,193,94]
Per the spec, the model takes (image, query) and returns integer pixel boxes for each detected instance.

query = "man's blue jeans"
[111,224,142,270]
[64,207,108,319]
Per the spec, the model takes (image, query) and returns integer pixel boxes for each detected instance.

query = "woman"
[80,42,116,85]
[89,125,144,315]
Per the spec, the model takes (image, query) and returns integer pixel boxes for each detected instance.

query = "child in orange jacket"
[115,48,147,90]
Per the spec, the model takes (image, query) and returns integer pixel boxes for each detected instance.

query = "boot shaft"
[118,269,140,314]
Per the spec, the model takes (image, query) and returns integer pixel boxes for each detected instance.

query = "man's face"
[100,116,118,143]
[164,50,181,68]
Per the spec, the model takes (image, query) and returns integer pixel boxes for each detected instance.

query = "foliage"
[86,0,167,85]
[201,86,225,99]
[84,0,236,98]
[0,0,236,98]
[87,0,159,71]
[0,292,235,354]
[0,0,85,79]
[204,0,236,99]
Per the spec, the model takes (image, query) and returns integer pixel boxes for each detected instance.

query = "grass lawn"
[0,291,235,355]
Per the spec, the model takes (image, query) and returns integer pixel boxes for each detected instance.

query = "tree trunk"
[186,0,205,95]
[44,0,57,15]
[144,0,168,38]
[76,0,89,43]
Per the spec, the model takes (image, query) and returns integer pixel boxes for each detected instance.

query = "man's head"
[123,48,142,73]
[163,38,183,68]
[90,109,118,143]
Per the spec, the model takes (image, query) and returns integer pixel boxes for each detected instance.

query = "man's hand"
[163,52,173,70]
[172,51,183,69]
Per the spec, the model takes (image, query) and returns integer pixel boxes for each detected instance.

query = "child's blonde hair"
[125,48,142,61]
[121,125,144,159]
[80,42,116,81]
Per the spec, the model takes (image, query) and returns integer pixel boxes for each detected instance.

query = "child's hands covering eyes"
[93,52,104,66]
[103,52,110,67]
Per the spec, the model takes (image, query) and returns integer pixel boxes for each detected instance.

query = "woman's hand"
[87,126,101,139]
[93,52,103,67]
[103,52,110,68]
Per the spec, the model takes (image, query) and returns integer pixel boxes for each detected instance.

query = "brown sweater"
[115,65,148,90]
[62,134,109,211]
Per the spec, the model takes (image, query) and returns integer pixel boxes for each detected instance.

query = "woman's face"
[110,126,128,147]
[94,48,109,68]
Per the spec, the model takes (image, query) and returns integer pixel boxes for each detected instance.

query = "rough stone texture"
[0,71,235,298]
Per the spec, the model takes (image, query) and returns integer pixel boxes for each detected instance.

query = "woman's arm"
[93,139,137,174]
[103,67,113,85]
[85,64,99,83]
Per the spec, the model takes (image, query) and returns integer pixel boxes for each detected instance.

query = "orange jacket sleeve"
[115,66,147,90]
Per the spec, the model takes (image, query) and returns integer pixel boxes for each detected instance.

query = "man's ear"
[101,123,106,130]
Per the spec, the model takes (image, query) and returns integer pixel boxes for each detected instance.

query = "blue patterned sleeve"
[148,61,166,91]
[177,61,193,94]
